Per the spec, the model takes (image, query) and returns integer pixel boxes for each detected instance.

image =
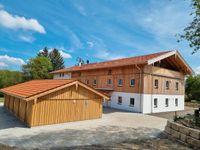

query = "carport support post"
[34,98,37,104]
[75,82,78,90]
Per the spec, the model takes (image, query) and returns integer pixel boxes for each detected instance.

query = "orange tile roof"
[51,50,173,74]
[0,79,75,98]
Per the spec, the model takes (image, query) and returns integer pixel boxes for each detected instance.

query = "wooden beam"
[34,98,37,104]
[75,81,78,90]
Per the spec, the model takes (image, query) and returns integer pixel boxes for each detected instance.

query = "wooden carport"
[0,80,109,127]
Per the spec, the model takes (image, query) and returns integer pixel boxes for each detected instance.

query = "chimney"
[79,62,82,66]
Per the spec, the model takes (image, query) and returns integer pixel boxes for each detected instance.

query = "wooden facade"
[70,64,185,95]
[3,84,104,127]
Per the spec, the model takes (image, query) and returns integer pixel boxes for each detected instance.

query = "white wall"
[150,94,184,113]
[106,92,141,112]
[105,92,184,114]
[53,73,71,79]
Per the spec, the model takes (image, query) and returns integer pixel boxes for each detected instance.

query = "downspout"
[135,64,142,113]
[150,64,154,113]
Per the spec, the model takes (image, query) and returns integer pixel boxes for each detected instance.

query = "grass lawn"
[0,97,4,103]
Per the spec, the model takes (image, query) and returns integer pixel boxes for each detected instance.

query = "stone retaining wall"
[165,120,200,148]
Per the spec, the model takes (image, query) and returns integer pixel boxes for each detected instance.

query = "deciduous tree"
[22,56,53,80]
[178,0,200,54]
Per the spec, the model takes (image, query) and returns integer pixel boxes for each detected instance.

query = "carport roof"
[0,79,110,100]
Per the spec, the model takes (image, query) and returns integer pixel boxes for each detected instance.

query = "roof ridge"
[80,50,174,66]
[50,50,176,73]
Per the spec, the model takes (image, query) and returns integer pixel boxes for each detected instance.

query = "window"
[118,79,123,86]
[130,98,135,106]
[130,79,135,87]
[176,82,179,91]
[175,98,178,106]
[154,79,158,89]
[108,69,112,75]
[166,81,170,90]
[154,98,158,108]
[86,80,89,84]
[93,79,97,85]
[165,98,169,107]
[77,72,81,77]
[107,79,112,85]
[118,96,122,104]
[59,73,64,77]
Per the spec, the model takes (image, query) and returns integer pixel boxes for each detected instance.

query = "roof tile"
[0,79,75,98]
[51,51,173,74]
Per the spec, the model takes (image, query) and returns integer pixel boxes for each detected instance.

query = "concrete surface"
[0,105,167,149]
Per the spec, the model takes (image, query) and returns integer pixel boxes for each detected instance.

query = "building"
[51,50,193,113]
[0,80,109,127]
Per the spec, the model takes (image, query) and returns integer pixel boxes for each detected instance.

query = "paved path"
[0,106,167,149]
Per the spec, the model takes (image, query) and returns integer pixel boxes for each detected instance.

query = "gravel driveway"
[0,104,168,149]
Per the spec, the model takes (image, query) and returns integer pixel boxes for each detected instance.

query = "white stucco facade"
[53,73,71,79]
[105,92,184,114]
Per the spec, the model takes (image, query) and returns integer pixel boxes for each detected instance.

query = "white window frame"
[93,79,97,85]
[165,98,169,107]
[86,80,89,84]
[166,81,170,90]
[107,79,112,85]
[118,96,122,104]
[176,82,179,91]
[175,98,178,107]
[130,79,135,87]
[154,98,158,108]
[154,79,158,89]
[118,79,123,86]
[130,98,135,107]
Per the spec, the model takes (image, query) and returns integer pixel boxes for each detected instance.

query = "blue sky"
[0,0,199,73]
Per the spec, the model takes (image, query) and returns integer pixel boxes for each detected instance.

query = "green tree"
[0,70,23,88]
[22,56,53,80]
[49,48,65,70]
[178,0,200,54]
[38,47,65,71]
[185,75,200,101]
[38,47,49,57]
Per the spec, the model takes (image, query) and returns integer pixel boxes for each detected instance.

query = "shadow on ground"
[0,106,27,130]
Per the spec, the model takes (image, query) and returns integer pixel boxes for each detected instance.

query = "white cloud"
[73,3,87,16]
[0,55,25,70]
[59,50,72,59]
[137,1,192,37]
[19,35,35,43]
[87,41,94,48]
[195,66,200,74]
[90,36,125,60]
[95,50,124,60]
[0,9,46,33]
[0,62,8,67]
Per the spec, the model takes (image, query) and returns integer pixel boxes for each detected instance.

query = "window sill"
[118,103,122,105]
[154,106,158,108]
[129,85,135,87]
[129,105,134,107]
[118,85,123,87]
